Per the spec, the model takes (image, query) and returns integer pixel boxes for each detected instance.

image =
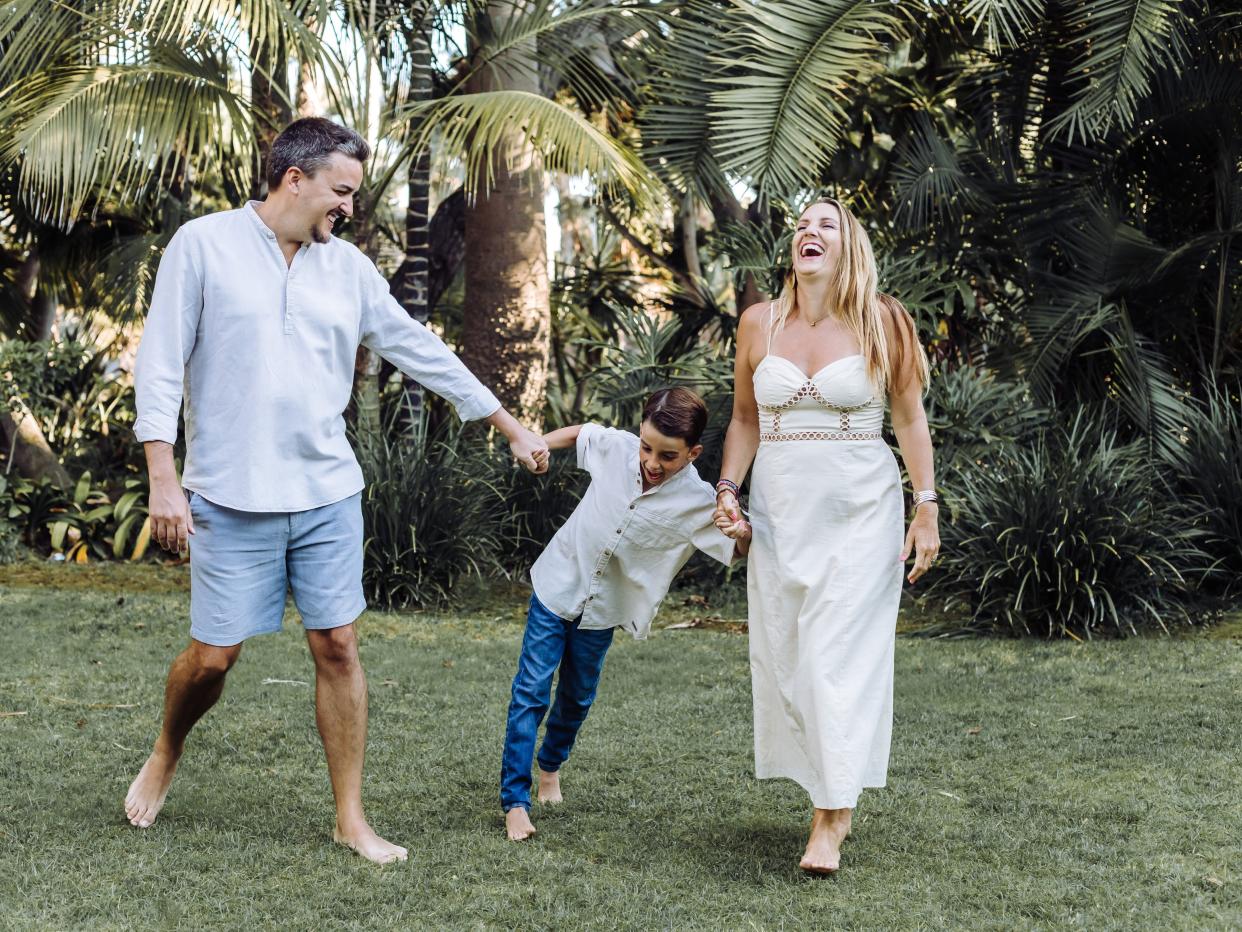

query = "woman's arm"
[886,302,940,584]
[716,303,767,525]
[543,424,583,451]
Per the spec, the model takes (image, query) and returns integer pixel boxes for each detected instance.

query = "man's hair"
[641,387,708,447]
[266,118,371,190]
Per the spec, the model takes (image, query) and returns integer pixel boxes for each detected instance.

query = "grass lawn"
[1,565,1239,930]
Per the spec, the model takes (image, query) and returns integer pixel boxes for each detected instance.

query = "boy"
[502,387,750,840]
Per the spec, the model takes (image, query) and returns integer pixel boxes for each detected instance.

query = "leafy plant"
[8,470,152,562]
[580,306,733,425]
[491,447,587,575]
[929,414,1215,637]
[356,408,509,609]
[1179,379,1242,587]
[0,475,22,563]
[923,365,1049,516]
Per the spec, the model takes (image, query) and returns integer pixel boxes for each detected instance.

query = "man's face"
[287,152,363,244]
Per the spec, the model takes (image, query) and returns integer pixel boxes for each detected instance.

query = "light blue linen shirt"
[134,202,500,512]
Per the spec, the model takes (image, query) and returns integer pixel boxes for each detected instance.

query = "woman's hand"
[901,502,940,584]
[714,490,744,535]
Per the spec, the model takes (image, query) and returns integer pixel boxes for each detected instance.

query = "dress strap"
[765,301,777,357]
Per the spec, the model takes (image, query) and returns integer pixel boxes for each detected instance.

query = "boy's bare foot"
[537,768,562,804]
[124,748,179,828]
[333,820,408,864]
[799,807,852,875]
[505,807,537,841]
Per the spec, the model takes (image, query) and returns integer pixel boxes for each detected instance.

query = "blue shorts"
[187,491,366,647]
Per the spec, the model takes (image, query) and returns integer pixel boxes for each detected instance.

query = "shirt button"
[595,570,602,576]
[615,528,622,534]
[629,503,636,510]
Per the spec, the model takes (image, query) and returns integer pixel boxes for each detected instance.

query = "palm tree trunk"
[461,1,550,430]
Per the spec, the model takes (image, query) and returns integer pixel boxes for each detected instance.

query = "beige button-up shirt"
[134,202,500,512]
[530,424,738,639]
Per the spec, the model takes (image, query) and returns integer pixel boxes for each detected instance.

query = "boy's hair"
[266,118,371,190]
[642,387,708,447]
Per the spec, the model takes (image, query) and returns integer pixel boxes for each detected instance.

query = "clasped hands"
[713,490,751,542]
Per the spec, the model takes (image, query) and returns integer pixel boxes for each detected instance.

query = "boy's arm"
[732,525,751,559]
[543,424,583,451]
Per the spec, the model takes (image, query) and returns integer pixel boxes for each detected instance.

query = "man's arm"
[357,257,547,473]
[486,407,550,472]
[145,441,194,554]
[134,228,201,553]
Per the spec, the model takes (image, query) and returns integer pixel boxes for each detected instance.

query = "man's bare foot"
[124,749,178,828]
[505,807,536,841]
[799,807,852,875]
[333,821,408,864]
[537,768,562,804]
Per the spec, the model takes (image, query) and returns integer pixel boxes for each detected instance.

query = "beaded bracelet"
[715,479,740,500]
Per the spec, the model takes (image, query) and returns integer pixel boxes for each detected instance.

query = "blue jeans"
[500,594,615,812]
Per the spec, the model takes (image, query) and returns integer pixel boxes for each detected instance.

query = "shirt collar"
[244,200,279,241]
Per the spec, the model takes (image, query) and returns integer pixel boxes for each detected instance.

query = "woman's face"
[791,201,844,278]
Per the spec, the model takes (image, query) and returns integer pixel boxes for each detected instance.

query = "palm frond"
[468,0,652,113]
[890,115,985,229]
[638,1,735,204]
[0,47,253,226]
[960,0,1047,49]
[709,0,905,196]
[391,89,661,210]
[1045,0,1188,142]
[139,0,331,62]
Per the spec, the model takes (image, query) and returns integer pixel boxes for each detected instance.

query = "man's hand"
[149,476,194,555]
[486,408,550,474]
[509,426,549,474]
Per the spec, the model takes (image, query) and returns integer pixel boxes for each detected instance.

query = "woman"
[715,197,939,874]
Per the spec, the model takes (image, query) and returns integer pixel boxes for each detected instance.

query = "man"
[124,118,548,864]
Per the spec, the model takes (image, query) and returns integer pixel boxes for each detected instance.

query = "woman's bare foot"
[124,748,179,828]
[799,807,852,875]
[333,820,408,864]
[505,807,537,841]
[537,768,562,804]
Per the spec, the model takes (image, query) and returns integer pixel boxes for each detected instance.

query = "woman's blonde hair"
[772,197,929,392]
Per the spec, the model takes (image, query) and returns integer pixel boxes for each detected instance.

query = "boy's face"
[638,421,702,488]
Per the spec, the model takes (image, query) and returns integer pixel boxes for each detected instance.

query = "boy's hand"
[714,511,750,540]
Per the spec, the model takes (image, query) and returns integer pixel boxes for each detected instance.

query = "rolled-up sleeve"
[690,504,740,566]
[134,228,202,444]
[357,255,500,422]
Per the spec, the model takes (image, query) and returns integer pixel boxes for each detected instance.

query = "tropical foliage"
[0,1,1238,629]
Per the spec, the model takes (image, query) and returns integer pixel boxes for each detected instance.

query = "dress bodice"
[753,354,884,439]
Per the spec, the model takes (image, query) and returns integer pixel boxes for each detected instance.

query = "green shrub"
[356,411,509,609]
[491,449,586,575]
[2,471,151,561]
[923,365,1049,516]
[0,477,20,564]
[929,414,1215,637]
[1179,380,1242,588]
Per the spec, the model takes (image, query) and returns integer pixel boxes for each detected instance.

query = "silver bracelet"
[912,489,939,509]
